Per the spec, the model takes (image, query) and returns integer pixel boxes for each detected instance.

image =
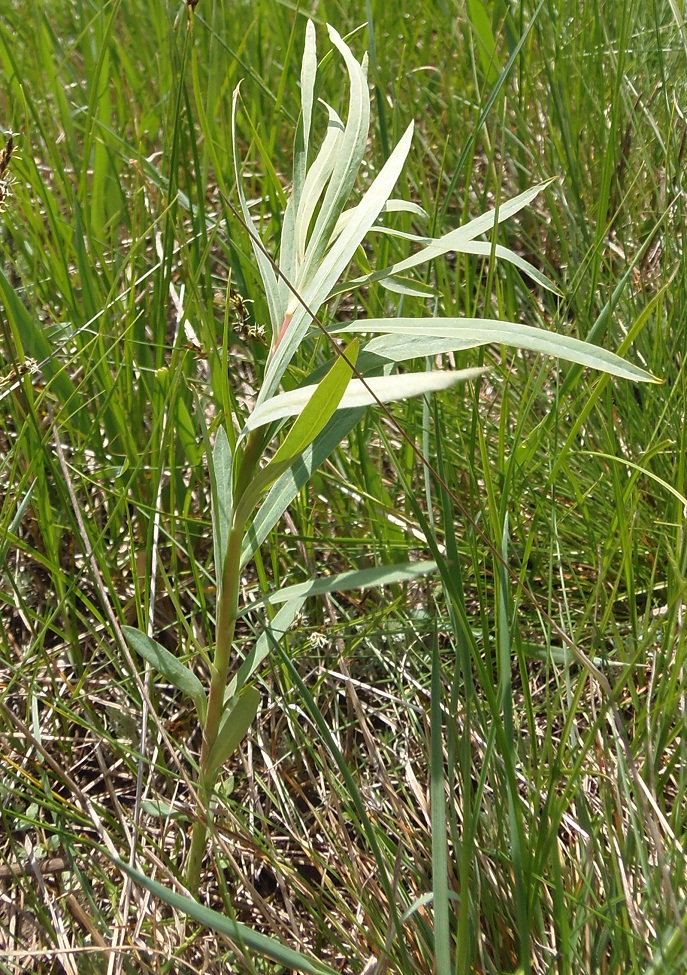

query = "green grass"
[1,1,686,973]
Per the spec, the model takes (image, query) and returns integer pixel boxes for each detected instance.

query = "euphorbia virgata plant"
[119,20,657,972]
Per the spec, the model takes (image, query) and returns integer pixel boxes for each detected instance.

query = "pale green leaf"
[206,687,260,778]
[140,800,189,820]
[247,366,487,430]
[242,559,438,613]
[335,317,657,383]
[293,19,317,207]
[456,239,560,293]
[123,627,206,720]
[211,426,233,587]
[114,858,339,975]
[378,276,436,298]
[294,105,344,268]
[296,25,370,285]
[363,334,480,362]
[241,409,365,569]
[380,199,429,220]
[278,196,297,310]
[259,122,415,406]
[227,599,307,697]
[369,225,432,244]
[353,178,556,285]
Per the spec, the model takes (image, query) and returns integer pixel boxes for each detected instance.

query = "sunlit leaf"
[336,317,657,383]
[206,686,260,778]
[248,366,487,430]
[352,178,557,287]
[260,121,415,405]
[242,559,439,613]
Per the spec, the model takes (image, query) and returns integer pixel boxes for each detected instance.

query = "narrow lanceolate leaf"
[335,318,657,383]
[293,105,345,267]
[452,239,560,293]
[270,338,359,464]
[240,559,438,614]
[206,686,260,779]
[353,178,557,286]
[304,121,415,307]
[363,334,481,363]
[234,339,359,526]
[378,276,437,298]
[293,18,317,209]
[211,426,233,587]
[380,198,430,220]
[297,25,370,285]
[114,858,340,975]
[278,197,297,311]
[260,121,416,406]
[123,627,207,721]
[247,366,486,429]
[241,409,366,570]
[226,598,307,698]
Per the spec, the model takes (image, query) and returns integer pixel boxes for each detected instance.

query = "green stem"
[186,428,264,893]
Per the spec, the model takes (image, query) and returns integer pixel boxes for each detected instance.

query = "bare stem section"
[186,430,264,893]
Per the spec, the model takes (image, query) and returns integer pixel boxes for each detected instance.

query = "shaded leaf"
[247,366,487,430]
[123,626,206,721]
[206,686,260,778]
[241,409,366,569]
[227,599,306,698]
[233,339,359,526]
[468,0,501,84]
[141,800,189,821]
[0,268,87,433]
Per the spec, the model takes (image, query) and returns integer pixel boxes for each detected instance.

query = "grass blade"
[114,858,340,975]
